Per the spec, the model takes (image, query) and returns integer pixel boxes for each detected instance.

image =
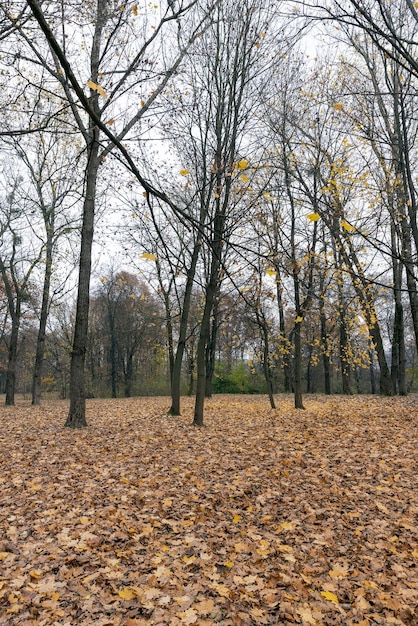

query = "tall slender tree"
[17,0,214,426]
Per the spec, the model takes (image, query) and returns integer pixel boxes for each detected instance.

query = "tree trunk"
[275,260,291,392]
[402,244,418,359]
[205,292,219,398]
[293,321,304,409]
[259,315,275,409]
[193,277,219,426]
[306,342,314,394]
[65,0,104,428]
[65,144,100,428]
[369,347,377,394]
[0,257,22,407]
[292,255,305,409]
[110,336,117,398]
[5,313,19,406]
[339,315,352,395]
[109,312,117,399]
[187,354,195,396]
[164,293,175,386]
[32,232,53,405]
[193,220,223,426]
[391,243,406,396]
[168,242,201,415]
[391,67,418,357]
[124,352,133,397]
[319,292,332,394]
[370,323,393,396]
[392,298,407,395]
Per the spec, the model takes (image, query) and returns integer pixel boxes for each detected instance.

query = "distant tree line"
[1,267,418,403]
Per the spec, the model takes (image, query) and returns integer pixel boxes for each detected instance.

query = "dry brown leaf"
[0,395,416,625]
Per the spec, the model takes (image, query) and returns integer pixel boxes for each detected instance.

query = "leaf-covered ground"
[0,394,417,626]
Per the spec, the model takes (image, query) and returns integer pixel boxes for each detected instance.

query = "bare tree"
[0,175,42,404]
[12,0,214,426]
[2,128,80,405]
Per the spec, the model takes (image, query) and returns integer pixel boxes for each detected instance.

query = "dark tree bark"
[0,232,40,406]
[108,308,117,399]
[275,267,292,392]
[293,319,304,409]
[31,206,55,405]
[4,305,19,406]
[319,274,332,395]
[168,242,201,415]
[64,0,104,427]
[391,222,407,396]
[193,210,225,426]
[205,291,220,399]
[257,310,276,409]
[339,308,352,395]
[124,351,134,398]
[65,143,100,427]
[187,351,195,397]
[31,253,52,405]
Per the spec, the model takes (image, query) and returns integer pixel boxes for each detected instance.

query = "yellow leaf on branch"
[307,212,320,222]
[341,219,355,232]
[179,169,190,176]
[141,253,157,261]
[86,80,109,99]
[263,192,276,201]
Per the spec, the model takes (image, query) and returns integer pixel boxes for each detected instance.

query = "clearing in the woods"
[0,394,417,625]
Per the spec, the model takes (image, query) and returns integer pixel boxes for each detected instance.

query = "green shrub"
[212,361,266,394]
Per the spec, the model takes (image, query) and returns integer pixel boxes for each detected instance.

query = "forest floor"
[0,394,417,626]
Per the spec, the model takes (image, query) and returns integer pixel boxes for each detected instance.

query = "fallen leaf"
[320,590,339,603]
[118,588,136,600]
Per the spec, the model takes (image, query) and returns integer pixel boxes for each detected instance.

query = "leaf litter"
[0,394,417,625]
